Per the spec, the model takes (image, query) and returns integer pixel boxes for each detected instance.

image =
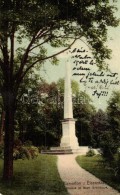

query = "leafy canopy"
[0,0,119,87]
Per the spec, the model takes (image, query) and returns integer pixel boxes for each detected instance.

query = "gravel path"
[57,154,120,195]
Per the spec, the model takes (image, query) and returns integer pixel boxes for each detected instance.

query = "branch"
[36,28,52,39]
[20,38,77,81]
[29,35,52,52]
[30,34,82,52]
[14,27,54,81]
[21,35,36,69]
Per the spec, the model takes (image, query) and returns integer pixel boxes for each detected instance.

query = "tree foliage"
[57,78,80,94]
[97,91,120,180]
[103,91,120,156]
[73,91,96,146]
[90,109,109,147]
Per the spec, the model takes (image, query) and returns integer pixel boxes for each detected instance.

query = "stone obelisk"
[60,60,79,150]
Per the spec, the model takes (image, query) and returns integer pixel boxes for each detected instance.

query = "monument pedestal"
[60,118,79,150]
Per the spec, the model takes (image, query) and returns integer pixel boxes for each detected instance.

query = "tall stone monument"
[42,56,89,154]
[60,60,79,151]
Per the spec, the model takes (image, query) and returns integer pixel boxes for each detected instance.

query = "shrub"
[0,139,39,160]
[13,139,39,160]
[13,146,39,160]
[99,131,118,162]
[104,150,120,182]
[19,147,32,160]
[86,149,95,157]
[98,130,120,182]
[28,146,39,159]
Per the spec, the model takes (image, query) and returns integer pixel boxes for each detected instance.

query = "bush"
[99,131,118,162]
[19,147,32,160]
[13,139,39,160]
[103,150,120,182]
[99,131,120,181]
[27,146,39,159]
[86,149,95,157]
[0,139,39,160]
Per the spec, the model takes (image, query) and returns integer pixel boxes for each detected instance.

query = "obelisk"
[60,60,79,150]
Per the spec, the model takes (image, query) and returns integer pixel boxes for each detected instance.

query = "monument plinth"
[60,61,79,151]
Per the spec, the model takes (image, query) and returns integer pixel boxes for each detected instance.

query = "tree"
[101,91,120,159]
[90,109,109,147]
[15,69,42,143]
[107,91,120,132]
[0,0,119,180]
[17,78,94,147]
[0,111,5,144]
[73,91,96,146]
[24,80,63,147]
[98,91,120,180]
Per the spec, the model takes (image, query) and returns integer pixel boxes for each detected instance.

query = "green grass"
[76,155,120,192]
[0,155,69,195]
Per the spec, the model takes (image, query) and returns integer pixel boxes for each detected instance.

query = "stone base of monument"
[41,146,91,155]
[41,147,73,155]
[60,118,79,149]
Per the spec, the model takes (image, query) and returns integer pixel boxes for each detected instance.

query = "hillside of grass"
[0,155,68,195]
[76,155,120,192]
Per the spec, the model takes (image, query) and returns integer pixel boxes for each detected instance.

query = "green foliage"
[16,79,63,147]
[99,91,120,159]
[104,151,120,182]
[86,149,95,157]
[57,78,80,94]
[97,91,120,182]
[89,109,109,147]
[74,91,96,146]
[98,130,120,181]
[99,130,118,161]
[0,0,116,72]
[13,139,39,160]
[107,91,120,131]
[16,76,96,147]
[15,146,39,160]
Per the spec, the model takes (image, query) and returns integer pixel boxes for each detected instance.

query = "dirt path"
[57,154,120,195]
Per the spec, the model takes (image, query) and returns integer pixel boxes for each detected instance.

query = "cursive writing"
[71,47,120,98]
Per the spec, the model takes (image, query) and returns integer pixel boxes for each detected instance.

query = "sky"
[40,1,120,111]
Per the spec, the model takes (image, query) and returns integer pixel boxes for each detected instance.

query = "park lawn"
[0,155,68,195]
[76,155,120,192]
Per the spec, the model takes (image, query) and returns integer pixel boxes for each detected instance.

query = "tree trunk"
[2,89,16,181]
[0,111,5,144]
